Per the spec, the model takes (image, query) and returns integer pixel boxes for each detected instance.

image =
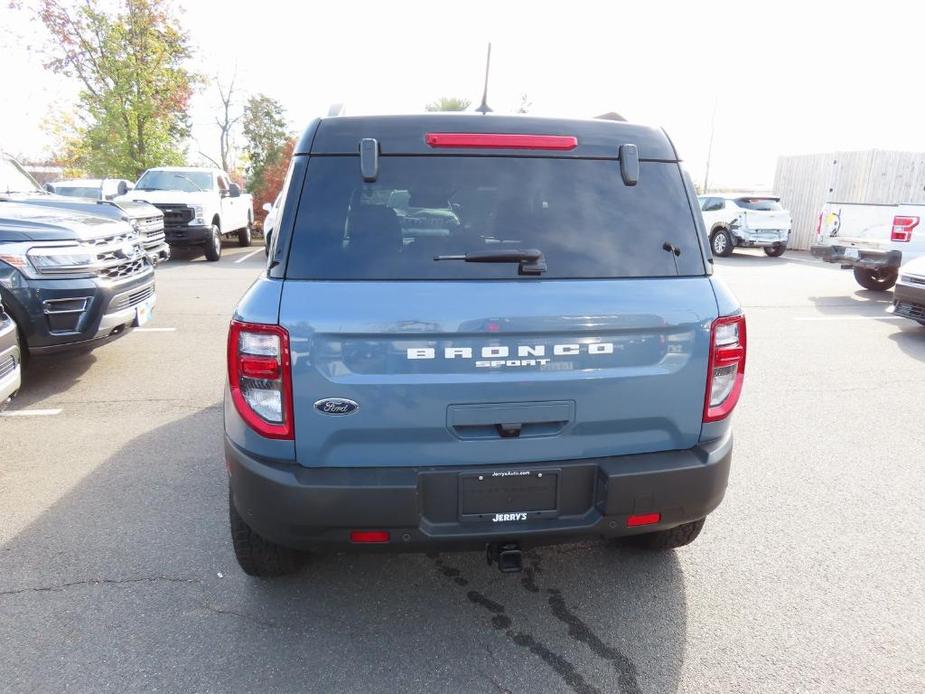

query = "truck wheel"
[229,489,303,577]
[764,244,786,257]
[204,224,222,262]
[625,518,705,550]
[853,267,897,291]
[711,229,733,257]
[238,223,252,247]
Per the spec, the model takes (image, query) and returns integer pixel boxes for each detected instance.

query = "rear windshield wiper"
[434,249,547,276]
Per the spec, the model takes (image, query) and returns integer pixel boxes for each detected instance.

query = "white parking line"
[135,327,177,332]
[1,408,62,417]
[793,315,904,321]
[235,249,264,263]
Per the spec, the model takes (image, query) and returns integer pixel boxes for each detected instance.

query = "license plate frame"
[458,469,560,523]
[844,247,860,260]
[135,296,155,327]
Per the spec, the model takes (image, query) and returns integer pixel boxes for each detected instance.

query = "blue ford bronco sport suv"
[225,114,746,577]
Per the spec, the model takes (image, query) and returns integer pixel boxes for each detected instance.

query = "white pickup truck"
[810,202,925,290]
[120,167,253,261]
[698,195,792,257]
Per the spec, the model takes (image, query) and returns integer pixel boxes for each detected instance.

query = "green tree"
[424,96,471,112]
[35,0,198,179]
[242,94,288,195]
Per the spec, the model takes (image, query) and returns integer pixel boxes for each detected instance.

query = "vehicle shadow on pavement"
[164,243,264,267]
[888,323,925,360]
[808,289,895,317]
[9,351,98,409]
[0,407,688,694]
[713,250,837,269]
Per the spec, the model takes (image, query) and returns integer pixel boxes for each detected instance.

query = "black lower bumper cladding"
[227,433,733,552]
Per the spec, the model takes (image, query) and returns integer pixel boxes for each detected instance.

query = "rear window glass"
[735,198,782,211]
[286,156,705,280]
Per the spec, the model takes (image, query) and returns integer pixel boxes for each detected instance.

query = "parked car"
[0,296,22,406]
[1,154,169,265]
[225,114,746,577]
[47,178,134,201]
[121,167,254,261]
[890,254,925,325]
[699,194,791,257]
[262,193,281,257]
[811,201,925,291]
[0,202,155,357]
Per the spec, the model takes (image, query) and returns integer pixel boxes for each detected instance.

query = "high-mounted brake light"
[703,315,747,423]
[424,133,578,150]
[891,215,919,242]
[227,320,293,439]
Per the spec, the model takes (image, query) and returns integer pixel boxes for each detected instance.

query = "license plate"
[135,296,155,326]
[844,247,859,259]
[459,470,559,522]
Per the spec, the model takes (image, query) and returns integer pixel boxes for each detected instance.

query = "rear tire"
[711,229,734,257]
[229,489,303,577]
[204,224,222,262]
[763,244,786,257]
[625,518,706,550]
[853,267,897,291]
[238,223,252,247]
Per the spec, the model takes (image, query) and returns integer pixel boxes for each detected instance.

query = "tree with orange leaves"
[34,0,198,179]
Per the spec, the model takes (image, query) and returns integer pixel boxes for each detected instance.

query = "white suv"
[699,195,792,258]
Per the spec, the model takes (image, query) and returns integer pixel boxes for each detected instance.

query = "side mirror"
[116,180,129,196]
[229,183,241,198]
[262,202,273,213]
[44,183,55,193]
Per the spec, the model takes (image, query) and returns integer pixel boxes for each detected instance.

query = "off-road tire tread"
[627,518,706,550]
[229,490,302,577]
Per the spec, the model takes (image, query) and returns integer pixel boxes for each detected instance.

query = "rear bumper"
[892,278,925,322]
[731,228,789,247]
[811,244,902,269]
[227,432,733,552]
[165,224,212,246]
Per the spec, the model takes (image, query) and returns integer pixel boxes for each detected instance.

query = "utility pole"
[703,96,718,193]
[476,43,493,114]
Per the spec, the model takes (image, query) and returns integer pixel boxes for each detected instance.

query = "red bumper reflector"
[350,530,390,544]
[626,513,661,528]
[425,133,578,150]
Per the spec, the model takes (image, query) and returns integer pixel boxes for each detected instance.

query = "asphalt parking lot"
[1,246,923,694]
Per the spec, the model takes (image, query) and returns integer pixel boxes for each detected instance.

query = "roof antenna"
[476,43,493,114]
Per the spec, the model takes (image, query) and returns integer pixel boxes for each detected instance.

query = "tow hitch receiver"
[487,542,523,573]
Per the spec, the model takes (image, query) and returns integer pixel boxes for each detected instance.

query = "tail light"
[704,315,746,422]
[890,215,919,242]
[227,320,293,439]
[815,212,823,236]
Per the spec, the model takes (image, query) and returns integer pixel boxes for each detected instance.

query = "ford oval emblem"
[313,398,359,416]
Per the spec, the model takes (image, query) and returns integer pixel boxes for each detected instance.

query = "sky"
[1,0,924,190]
